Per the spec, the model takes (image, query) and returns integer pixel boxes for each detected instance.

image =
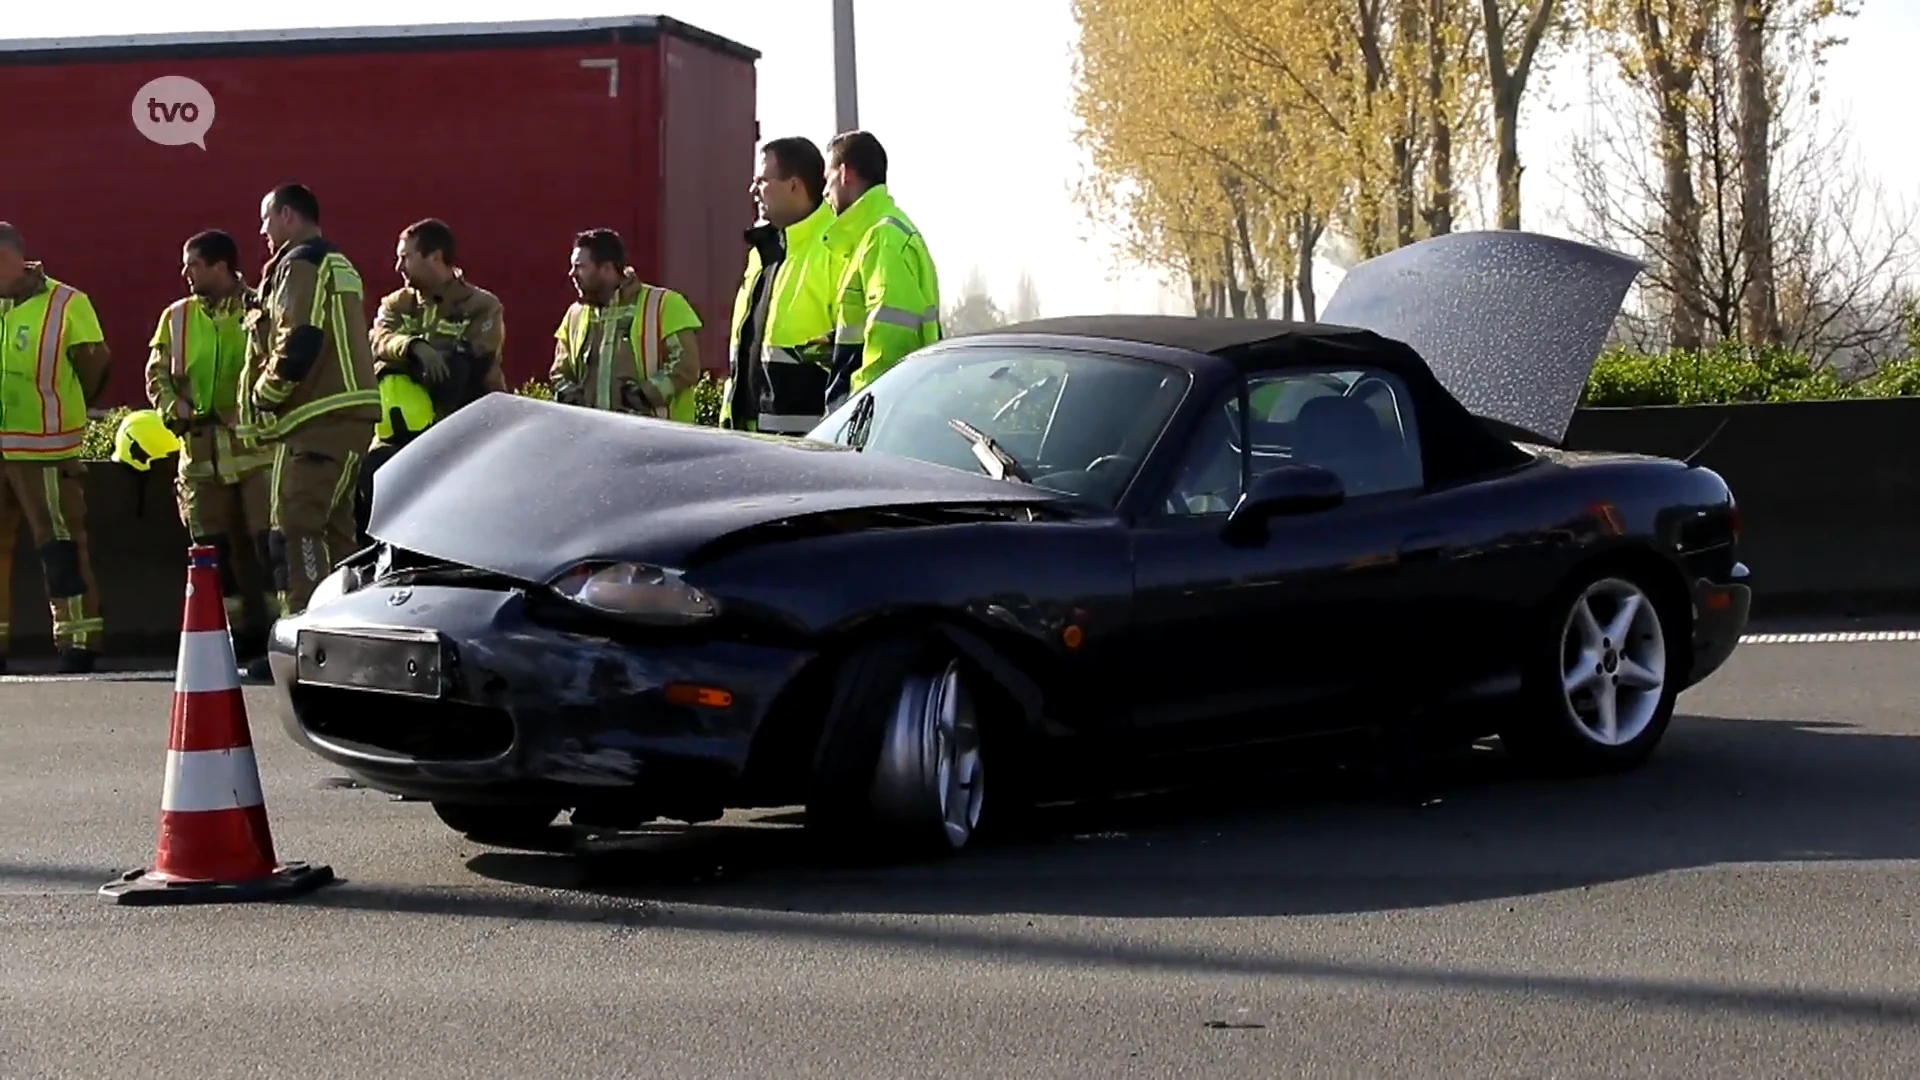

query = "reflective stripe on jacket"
[820,184,942,408]
[552,270,702,423]
[723,200,843,434]
[0,268,106,461]
[241,235,381,442]
[146,284,273,481]
[368,274,508,445]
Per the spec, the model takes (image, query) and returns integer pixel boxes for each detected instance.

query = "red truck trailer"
[0,15,760,410]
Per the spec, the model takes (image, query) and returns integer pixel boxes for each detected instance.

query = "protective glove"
[551,378,585,405]
[408,340,450,383]
[618,378,651,413]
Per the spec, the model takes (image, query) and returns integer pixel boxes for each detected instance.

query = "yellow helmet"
[112,409,183,472]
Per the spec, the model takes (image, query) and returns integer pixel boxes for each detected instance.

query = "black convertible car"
[267,230,1750,857]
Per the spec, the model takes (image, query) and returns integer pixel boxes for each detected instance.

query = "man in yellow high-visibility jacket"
[820,130,943,410]
[550,228,704,421]
[0,222,111,674]
[720,136,845,435]
[145,228,275,663]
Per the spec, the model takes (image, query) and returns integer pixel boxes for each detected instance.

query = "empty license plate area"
[295,627,447,699]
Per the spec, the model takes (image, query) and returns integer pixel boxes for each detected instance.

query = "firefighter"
[819,130,944,410]
[144,229,277,662]
[240,183,380,658]
[357,217,507,544]
[0,221,111,674]
[550,228,705,421]
[720,136,845,435]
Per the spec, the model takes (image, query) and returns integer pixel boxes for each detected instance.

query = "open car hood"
[364,393,1066,583]
[1319,230,1643,445]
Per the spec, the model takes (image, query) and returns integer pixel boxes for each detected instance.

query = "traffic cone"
[100,543,335,906]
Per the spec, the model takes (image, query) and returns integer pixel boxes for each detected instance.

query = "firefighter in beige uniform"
[240,183,380,649]
[143,229,275,661]
[549,227,705,421]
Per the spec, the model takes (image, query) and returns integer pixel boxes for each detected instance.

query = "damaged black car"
[266,230,1752,858]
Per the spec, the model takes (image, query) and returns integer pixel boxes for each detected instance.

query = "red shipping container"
[0,15,761,410]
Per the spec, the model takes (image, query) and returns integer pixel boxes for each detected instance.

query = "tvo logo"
[131,75,216,149]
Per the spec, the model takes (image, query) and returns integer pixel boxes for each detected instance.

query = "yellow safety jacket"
[552,271,702,423]
[0,271,105,462]
[821,184,942,406]
[147,285,274,482]
[721,200,843,434]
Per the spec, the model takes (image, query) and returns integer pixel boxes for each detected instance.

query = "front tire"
[805,632,992,860]
[1500,569,1682,775]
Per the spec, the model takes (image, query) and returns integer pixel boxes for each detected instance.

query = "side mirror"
[1223,464,1345,544]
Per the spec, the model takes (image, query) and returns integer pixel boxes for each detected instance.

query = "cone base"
[97,860,337,906]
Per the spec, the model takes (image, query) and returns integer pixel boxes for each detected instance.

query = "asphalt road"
[3,634,1920,1078]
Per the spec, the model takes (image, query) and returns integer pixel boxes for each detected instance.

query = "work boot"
[56,647,95,675]
[242,655,273,683]
[231,628,268,665]
[0,654,9,676]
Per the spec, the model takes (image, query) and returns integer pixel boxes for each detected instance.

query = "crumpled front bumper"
[265,579,811,805]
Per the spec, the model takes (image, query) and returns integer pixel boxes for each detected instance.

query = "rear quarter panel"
[1406,449,1737,682]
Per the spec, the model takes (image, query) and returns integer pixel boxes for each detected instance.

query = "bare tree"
[1008,271,1044,322]
[1565,29,1917,367]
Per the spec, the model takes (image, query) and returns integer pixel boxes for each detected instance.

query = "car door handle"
[1398,531,1450,562]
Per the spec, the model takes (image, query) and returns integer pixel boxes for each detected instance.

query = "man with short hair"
[145,228,274,661]
[241,183,379,642]
[820,130,943,409]
[358,217,507,543]
[721,136,845,434]
[0,221,111,673]
[550,228,704,421]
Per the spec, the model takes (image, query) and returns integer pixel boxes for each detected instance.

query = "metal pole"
[832,0,859,133]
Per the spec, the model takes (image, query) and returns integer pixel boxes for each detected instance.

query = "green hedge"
[1581,342,1920,408]
[82,373,728,461]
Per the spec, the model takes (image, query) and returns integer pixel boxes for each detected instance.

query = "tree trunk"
[1658,93,1705,350]
[1233,206,1270,319]
[1424,0,1456,236]
[1295,211,1325,321]
[1480,0,1557,230]
[1733,0,1779,346]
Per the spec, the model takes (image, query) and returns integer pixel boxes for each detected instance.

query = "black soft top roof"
[973,313,1534,485]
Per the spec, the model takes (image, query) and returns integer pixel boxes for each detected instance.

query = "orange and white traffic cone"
[100,543,335,905]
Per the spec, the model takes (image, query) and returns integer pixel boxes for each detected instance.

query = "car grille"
[292,685,516,762]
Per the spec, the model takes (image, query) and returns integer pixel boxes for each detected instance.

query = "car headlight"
[307,564,361,610]
[549,561,718,625]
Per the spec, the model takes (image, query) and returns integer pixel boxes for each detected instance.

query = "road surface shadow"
[444,711,1920,918]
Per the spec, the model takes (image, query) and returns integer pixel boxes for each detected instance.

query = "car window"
[1159,367,1425,517]
[808,344,1192,507]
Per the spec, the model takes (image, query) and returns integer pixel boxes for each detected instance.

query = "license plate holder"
[294,626,447,700]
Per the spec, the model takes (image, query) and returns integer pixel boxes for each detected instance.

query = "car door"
[1126,366,1440,757]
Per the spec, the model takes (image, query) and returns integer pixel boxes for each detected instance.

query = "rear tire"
[805,630,995,862]
[1499,568,1682,775]
[430,800,562,842]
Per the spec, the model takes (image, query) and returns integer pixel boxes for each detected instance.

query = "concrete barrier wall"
[1563,398,1920,616]
[8,397,1920,657]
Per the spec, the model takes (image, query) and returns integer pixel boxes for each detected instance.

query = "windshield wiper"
[847,393,876,450]
[947,418,1031,483]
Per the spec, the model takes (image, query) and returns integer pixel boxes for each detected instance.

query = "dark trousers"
[353,441,404,550]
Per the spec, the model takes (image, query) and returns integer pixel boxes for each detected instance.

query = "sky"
[10,1,1917,318]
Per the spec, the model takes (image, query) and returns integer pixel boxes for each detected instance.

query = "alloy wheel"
[869,658,985,849]
[1558,577,1668,747]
